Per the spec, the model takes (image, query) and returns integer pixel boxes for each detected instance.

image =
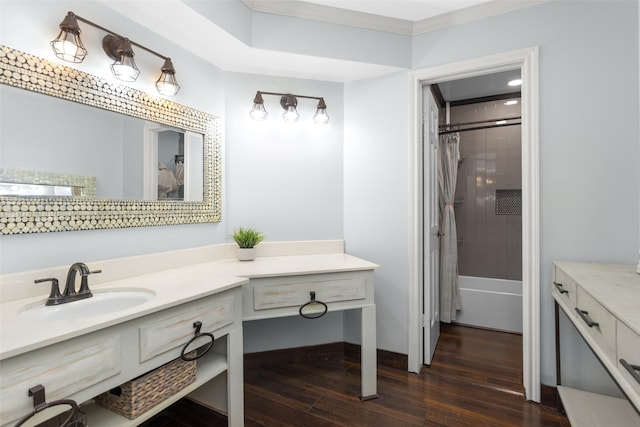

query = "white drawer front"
[139,294,235,363]
[575,287,616,363]
[254,277,366,311]
[0,333,121,424]
[553,265,576,308]
[617,322,640,397]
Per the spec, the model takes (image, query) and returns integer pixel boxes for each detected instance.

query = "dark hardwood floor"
[142,324,569,426]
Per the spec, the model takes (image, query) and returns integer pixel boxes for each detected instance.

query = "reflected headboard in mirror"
[0,45,221,234]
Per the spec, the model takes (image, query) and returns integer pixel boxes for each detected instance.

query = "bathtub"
[454,275,522,333]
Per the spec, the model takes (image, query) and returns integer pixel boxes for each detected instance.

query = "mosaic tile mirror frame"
[0,46,222,234]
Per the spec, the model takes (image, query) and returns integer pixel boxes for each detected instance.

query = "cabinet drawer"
[254,277,366,311]
[575,287,616,363]
[552,265,576,308]
[617,322,640,397]
[0,333,121,423]
[139,294,235,363]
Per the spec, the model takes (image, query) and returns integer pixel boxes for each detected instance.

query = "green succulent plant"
[232,227,264,248]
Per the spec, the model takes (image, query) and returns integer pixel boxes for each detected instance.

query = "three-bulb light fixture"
[250,91,330,125]
[50,11,180,96]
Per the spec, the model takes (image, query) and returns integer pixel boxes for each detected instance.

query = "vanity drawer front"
[254,276,366,311]
[617,322,640,396]
[575,287,616,363]
[552,265,576,308]
[1,333,121,424]
[139,294,235,363]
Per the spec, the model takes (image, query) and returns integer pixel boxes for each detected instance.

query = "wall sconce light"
[50,11,180,96]
[250,91,330,125]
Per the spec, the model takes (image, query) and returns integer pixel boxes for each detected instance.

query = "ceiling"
[437,69,521,102]
[298,0,493,22]
[101,0,535,90]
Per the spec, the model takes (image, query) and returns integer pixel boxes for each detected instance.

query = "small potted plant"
[232,227,264,261]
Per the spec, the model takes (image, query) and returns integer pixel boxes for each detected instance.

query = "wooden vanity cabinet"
[552,262,640,426]
[0,287,244,427]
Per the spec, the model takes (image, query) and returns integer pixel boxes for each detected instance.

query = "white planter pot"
[237,247,256,261]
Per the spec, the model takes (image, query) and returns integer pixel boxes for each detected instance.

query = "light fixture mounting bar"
[70,12,169,61]
[258,91,323,102]
[251,90,329,124]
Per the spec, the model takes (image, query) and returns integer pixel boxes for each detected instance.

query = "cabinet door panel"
[553,266,577,308]
[139,295,235,362]
[576,287,616,363]
[253,277,366,311]
[1,333,121,423]
[618,322,640,397]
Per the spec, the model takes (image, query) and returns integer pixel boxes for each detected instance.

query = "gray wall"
[1,0,639,393]
[223,71,346,352]
[344,0,639,389]
[0,0,349,354]
[0,0,229,272]
[343,71,410,352]
[223,72,344,241]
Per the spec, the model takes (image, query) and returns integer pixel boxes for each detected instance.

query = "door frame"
[407,46,540,402]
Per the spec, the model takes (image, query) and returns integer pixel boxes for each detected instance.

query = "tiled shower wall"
[450,99,522,280]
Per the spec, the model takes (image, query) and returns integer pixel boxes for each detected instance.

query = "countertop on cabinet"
[0,253,378,360]
[553,261,640,335]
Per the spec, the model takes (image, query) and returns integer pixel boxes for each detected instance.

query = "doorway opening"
[435,71,523,334]
[408,47,540,402]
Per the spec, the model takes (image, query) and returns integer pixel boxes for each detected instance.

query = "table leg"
[360,304,378,400]
[228,327,244,426]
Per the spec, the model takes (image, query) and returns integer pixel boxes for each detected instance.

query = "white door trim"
[407,46,540,402]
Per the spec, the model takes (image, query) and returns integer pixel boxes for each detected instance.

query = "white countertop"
[554,261,640,335]
[0,253,378,360]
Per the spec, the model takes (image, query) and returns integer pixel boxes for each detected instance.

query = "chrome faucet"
[35,262,102,306]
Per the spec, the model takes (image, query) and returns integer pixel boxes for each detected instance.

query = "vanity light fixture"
[50,11,180,96]
[250,91,330,125]
[50,12,87,63]
[249,91,268,120]
[155,58,181,96]
[104,35,139,82]
[281,94,300,123]
[508,78,522,87]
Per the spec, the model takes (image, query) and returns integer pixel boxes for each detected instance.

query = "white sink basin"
[19,289,155,321]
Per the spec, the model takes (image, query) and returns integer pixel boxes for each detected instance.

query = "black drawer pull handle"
[14,385,79,427]
[299,291,328,319]
[180,321,215,361]
[553,282,568,295]
[620,359,640,385]
[575,308,599,328]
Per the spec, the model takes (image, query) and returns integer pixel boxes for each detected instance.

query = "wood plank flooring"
[142,324,569,426]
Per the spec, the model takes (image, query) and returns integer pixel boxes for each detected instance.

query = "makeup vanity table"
[188,252,379,403]
[552,262,640,426]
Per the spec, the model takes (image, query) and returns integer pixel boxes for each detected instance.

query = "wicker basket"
[95,356,196,419]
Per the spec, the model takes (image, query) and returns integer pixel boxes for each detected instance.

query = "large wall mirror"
[0,45,221,234]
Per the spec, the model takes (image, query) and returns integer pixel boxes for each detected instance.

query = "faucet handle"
[78,268,102,295]
[35,278,64,306]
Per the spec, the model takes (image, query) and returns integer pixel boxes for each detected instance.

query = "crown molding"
[413,0,552,35]
[242,0,414,35]
[241,0,553,36]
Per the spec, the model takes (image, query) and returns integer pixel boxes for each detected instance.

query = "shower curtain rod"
[439,121,521,135]
[439,115,521,135]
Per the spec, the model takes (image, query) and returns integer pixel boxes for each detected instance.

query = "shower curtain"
[438,132,462,323]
